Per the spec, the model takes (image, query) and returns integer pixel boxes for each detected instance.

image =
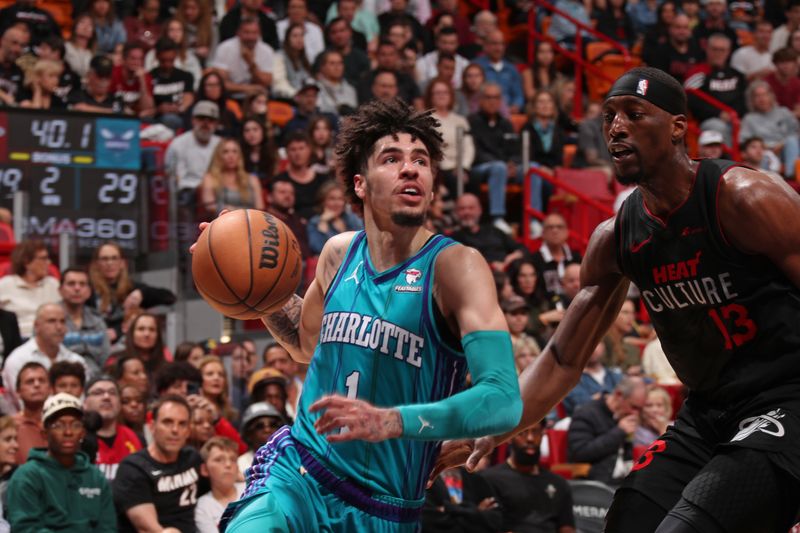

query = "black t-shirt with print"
[150,67,194,107]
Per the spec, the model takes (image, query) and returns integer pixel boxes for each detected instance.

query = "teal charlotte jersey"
[291,231,468,501]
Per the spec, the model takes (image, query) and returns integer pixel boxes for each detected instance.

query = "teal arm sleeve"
[396,330,522,441]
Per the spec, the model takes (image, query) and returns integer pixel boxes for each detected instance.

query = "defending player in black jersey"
[435,66,800,532]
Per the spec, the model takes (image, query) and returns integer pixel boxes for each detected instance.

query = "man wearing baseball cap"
[6,392,116,531]
[70,54,126,113]
[237,401,287,474]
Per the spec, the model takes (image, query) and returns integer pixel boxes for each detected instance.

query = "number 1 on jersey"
[345,371,360,399]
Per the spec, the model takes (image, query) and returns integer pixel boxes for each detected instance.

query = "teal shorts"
[221,427,423,533]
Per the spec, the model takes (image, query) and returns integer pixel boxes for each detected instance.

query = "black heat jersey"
[615,158,800,406]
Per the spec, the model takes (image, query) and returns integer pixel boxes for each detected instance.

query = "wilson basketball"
[192,209,303,320]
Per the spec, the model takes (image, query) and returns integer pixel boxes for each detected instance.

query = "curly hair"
[334,98,444,211]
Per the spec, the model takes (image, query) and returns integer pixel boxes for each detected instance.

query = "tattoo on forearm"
[263,294,303,349]
[365,409,403,441]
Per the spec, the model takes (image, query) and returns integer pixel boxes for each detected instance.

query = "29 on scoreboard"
[0,109,141,255]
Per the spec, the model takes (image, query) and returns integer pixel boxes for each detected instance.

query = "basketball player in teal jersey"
[203,99,522,532]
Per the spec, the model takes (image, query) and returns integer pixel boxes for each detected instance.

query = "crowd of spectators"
[0,0,799,530]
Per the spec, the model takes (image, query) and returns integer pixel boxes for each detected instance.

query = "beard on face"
[510,442,540,466]
[391,211,426,227]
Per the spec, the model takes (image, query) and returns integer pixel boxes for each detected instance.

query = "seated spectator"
[49,360,86,398]
[308,115,336,173]
[427,79,474,198]
[765,47,800,117]
[248,367,292,421]
[198,355,237,423]
[11,362,49,463]
[277,0,324,65]
[692,0,738,51]
[112,354,150,397]
[199,138,265,216]
[423,53,456,93]
[567,376,646,485]
[740,80,800,178]
[307,180,363,255]
[265,179,312,263]
[325,0,378,53]
[731,19,775,80]
[150,36,195,132]
[123,0,163,51]
[423,465,500,532]
[314,48,358,116]
[377,0,425,43]
[641,336,680,385]
[467,83,519,234]
[368,68,399,102]
[740,135,784,178]
[548,0,591,47]
[33,35,82,102]
[450,193,524,271]
[7,393,115,531]
[218,0,278,49]
[69,54,125,113]
[0,308,22,362]
[59,267,110,372]
[502,295,538,349]
[385,18,415,58]
[174,0,213,63]
[191,72,242,137]
[595,0,636,48]
[119,384,146,442]
[187,394,217,450]
[563,342,623,416]
[684,33,746,143]
[0,415,18,529]
[64,14,95,79]
[88,0,126,56]
[112,312,169,375]
[88,241,176,342]
[324,17,371,88]
[113,395,203,533]
[110,41,155,118]
[236,402,286,474]
[513,334,540,374]
[0,21,16,88]
[698,129,725,158]
[455,62,486,117]
[480,420,575,532]
[628,0,659,37]
[282,78,334,140]
[0,239,60,338]
[602,299,643,373]
[456,9,496,60]
[417,27,468,89]
[521,40,562,105]
[508,259,557,342]
[262,343,303,419]
[0,0,59,47]
[522,91,566,215]
[174,341,205,367]
[633,385,672,447]
[474,30,524,114]
[532,213,582,300]
[241,88,268,122]
[357,38,422,108]
[83,376,143,481]
[558,262,581,308]
[643,13,704,81]
[18,57,66,109]
[145,18,202,89]
[154,360,201,397]
[195,437,245,533]
[241,117,278,185]
[272,22,313,98]
[272,132,331,221]
[212,17,274,99]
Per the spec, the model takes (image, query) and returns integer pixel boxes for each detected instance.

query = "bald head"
[1,26,25,63]
[455,193,482,228]
[34,303,67,349]
[473,10,497,37]
[669,13,691,44]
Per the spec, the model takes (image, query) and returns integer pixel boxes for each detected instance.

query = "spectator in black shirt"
[324,16,370,87]
[19,58,68,109]
[150,36,194,132]
[378,0,425,46]
[595,0,636,48]
[356,38,421,108]
[218,0,279,50]
[266,178,311,260]
[450,193,525,271]
[692,0,738,52]
[35,34,81,101]
[531,213,582,300]
[69,54,125,113]
[643,13,705,81]
[0,26,25,105]
[0,0,59,47]
[271,131,330,221]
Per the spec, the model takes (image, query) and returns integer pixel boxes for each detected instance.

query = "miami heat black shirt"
[615,158,800,405]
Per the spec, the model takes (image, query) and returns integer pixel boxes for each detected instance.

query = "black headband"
[606,71,686,115]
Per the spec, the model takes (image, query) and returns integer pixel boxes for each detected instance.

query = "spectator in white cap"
[698,129,725,158]
[6,392,116,531]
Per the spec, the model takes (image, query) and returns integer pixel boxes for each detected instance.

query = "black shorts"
[619,386,800,512]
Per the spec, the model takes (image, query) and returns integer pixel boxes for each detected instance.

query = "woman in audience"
[200,138,265,216]
[0,240,60,339]
[199,355,238,423]
[113,354,150,397]
[144,18,202,88]
[454,63,485,116]
[88,241,176,341]
[175,0,215,64]
[272,22,312,98]
[240,118,278,186]
[65,14,96,78]
[521,40,561,103]
[191,71,241,136]
[602,298,643,373]
[642,0,675,53]
[595,0,636,48]
[634,385,673,447]
[513,334,541,374]
[508,258,555,343]
[188,395,218,449]
[242,89,268,123]
[307,115,336,174]
[112,312,169,374]
[174,341,206,367]
[0,416,18,532]
[307,181,363,255]
[123,0,163,51]
[19,59,68,109]
[522,90,566,188]
[119,384,147,442]
[88,0,127,56]
[426,78,474,198]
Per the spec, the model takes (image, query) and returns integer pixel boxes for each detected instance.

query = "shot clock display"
[0,109,141,255]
